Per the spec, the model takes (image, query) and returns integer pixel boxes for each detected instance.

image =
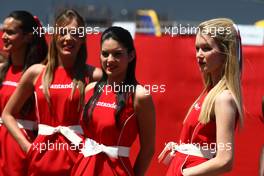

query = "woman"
[0,11,47,175]
[2,9,101,175]
[159,18,243,176]
[71,26,156,176]
[0,51,7,63]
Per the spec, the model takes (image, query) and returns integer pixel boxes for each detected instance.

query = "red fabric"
[27,67,83,176]
[0,66,23,117]
[0,127,35,176]
[86,34,264,176]
[179,94,216,145]
[72,86,138,176]
[166,94,215,175]
[0,32,263,175]
[0,65,37,176]
[166,152,207,176]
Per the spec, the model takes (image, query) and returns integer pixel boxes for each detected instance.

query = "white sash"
[38,124,83,146]
[81,138,130,158]
[158,142,216,165]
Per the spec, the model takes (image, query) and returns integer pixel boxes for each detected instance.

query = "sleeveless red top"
[0,65,22,115]
[166,94,216,176]
[27,67,83,176]
[72,85,138,176]
[0,65,36,121]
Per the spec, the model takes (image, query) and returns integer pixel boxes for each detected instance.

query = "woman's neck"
[107,75,126,86]
[211,70,223,86]
[10,50,26,67]
[58,55,75,69]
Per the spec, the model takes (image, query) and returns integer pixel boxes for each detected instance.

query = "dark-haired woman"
[71,26,156,176]
[0,10,48,175]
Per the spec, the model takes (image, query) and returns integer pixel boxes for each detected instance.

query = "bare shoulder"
[214,90,237,123]
[85,81,97,93]
[134,85,153,105]
[0,63,4,68]
[134,85,155,125]
[26,64,45,77]
[92,67,102,81]
[22,64,45,84]
[215,90,236,106]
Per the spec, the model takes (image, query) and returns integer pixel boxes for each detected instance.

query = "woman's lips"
[198,61,206,66]
[106,65,117,71]
[62,43,74,51]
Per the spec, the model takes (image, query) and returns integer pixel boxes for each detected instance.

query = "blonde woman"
[2,9,101,175]
[159,18,243,176]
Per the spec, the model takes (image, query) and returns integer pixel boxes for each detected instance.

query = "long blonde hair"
[186,18,243,126]
[42,9,87,109]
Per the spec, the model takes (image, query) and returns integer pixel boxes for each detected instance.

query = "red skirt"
[0,126,36,176]
[166,152,208,176]
[26,134,79,176]
[71,153,134,176]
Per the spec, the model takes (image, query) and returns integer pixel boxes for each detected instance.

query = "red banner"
[1,32,263,175]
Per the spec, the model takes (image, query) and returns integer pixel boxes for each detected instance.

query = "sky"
[0,0,264,25]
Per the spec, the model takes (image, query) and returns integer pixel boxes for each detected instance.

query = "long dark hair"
[83,26,138,127]
[0,10,48,115]
[0,10,48,85]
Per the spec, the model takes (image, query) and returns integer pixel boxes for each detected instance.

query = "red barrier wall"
[1,33,264,175]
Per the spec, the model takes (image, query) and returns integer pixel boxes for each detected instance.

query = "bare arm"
[261,96,264,117]
[84,81,97,93]
[260,146,264,176]
[182,90,237,176]
[2,64,44,153]
[133,85,156,176]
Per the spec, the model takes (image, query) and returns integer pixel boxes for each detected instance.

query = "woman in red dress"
[159,18,243,176]
[2,9,101,176]
[0,11,47,176]
[71,26,156,176]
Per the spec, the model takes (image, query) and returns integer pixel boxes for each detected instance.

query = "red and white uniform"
[27,67,83,176]
[166,94,217,176]
[71,86,138,176]
[0,65,37,176]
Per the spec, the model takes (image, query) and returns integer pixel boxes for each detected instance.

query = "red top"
[26,66,84,176]
[166,94,217,176]
[179,94,216,145]
[72,85,138,176]
[34,66,82,126]
[0,65,22,113]
[82,86,138,146]
[0,65,35,121]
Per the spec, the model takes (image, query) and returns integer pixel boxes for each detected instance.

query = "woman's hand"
[23,141,32,154]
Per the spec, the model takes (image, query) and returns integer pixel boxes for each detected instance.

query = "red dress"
[26,67,84,176]
[0,65,37,176]
[166,94,217,176]
[71,86,138,176]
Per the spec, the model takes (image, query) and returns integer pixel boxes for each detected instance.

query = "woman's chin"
[61,50,73,55]
[2,46,12,52]
[105,71,114,77]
